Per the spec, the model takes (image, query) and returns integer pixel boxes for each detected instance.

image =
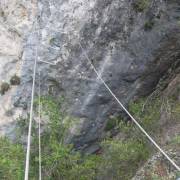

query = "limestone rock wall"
[1,0,180,150]
[0,0,36,137]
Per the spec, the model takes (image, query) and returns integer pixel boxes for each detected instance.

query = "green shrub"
[100,98,162,179]
[20,96,101,180]
[37,143,101,180]
[98,139,150,180]
[10,74,21,85]
[102,95,180,179]
[129,98,161,133]
[15,115,36,142]
[0,96,159,179]
[133,0,149,12]
[171,135,180,145]
[0,82,10,95]
[171,101,180,120]
[0,138,24,180]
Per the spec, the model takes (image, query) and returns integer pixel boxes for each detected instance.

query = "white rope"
[78,42,180,172]
[24,36,38,180]
[38,71,42,180]
[39,59,57,66]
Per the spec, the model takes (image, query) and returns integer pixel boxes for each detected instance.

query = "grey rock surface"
[0,0,36,137]
[14,0,180,149]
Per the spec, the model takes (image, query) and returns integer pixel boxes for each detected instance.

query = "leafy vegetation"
[104,99,163,179]
[103,98,162,178]
[25,96,102,179]
[10,74,21,85]
[129,98,161,134]
[0,138,24,180]
[0,96,98,179]
[133,0,150,12]
[3,94,178,179]
[105,116,120,131]
[100,116,151,179]
[0,96,163,179]
[99,139,150,180]
[105,97,161,135]
[171,100,180,121]
[171,135,180,145]
[0,82,10,95]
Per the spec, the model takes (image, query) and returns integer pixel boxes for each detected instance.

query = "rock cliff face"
[0,0,36,136]
[1,0,180,150]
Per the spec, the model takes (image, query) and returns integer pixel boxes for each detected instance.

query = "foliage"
[10,74,21,85]
[0,138,24,180]
[133,0,149,12]
[171,101,180,120]
[37,96,67,142]
[118,120,137,139]
[102,97,164,179]
[0,82,10,95]
[15,115,36,143]
[171,135,180,145]
[105,117,120,131]
[103,93,180,179]
[0,96,162,179]
[129,98,161,134]
[99,139,150,180]
[104,98,161,136]
[38,145,101,180]
[103,108,156,179]
[176,172,180,179]
[27,96,101,180]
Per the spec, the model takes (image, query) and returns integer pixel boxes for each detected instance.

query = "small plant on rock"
[10,74,20,85]
[0,82,10,95]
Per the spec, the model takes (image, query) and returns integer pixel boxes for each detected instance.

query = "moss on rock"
[0,82,10,95]
[10,74,20,85]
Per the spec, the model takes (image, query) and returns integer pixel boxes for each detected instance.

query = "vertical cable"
[38,71,42,180]
[24,3,39,178]
[24,40,38,180]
